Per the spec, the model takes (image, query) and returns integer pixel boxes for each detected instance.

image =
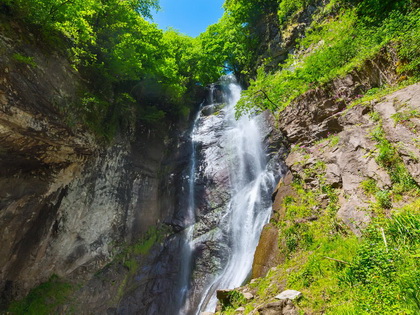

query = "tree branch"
[255,89,277,108]
[49,0,74,20]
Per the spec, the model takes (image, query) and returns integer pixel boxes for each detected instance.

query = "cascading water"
[179,75,278,313]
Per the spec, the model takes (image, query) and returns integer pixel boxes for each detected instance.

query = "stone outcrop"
[251,223,284,279]
[257,300,298,315]
[278,47,400,146]
[375,85,420,183]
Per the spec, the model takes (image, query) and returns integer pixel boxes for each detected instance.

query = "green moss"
[8,275,74,314]
[12,53,36,67]
[132,226,163,255]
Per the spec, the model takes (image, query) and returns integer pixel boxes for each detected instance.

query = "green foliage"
[4,0,223,139]
[240,192,420,314]
[224,0,279,26]
[278,0,313,23]
[277,178,341,258]
[198,12,255,80]
[360,178,378,195]
[371,125,419,195]
[12,53,36,67]
[397,10,420,77]
[219,290,246,312]
[338,208,420,314]
[375,189,392,209]
[236,1,420,117]
[8,275,73,314]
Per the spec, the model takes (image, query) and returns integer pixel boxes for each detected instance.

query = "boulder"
[258,300,298,315]
[275,290,302,300]
[243,292,254,300]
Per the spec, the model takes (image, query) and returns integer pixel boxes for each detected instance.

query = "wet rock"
[180,83,285,311]
[252,223,284,279]
[271,171,295,221]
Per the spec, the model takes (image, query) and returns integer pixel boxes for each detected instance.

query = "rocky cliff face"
[0,20,193,310]
[253,45,418,276]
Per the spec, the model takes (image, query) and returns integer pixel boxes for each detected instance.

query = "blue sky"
[152,0,225,37]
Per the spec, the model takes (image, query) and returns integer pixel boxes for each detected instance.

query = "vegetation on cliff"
[233,0,420,116]
[0,0,229,139]
[221,200,420,314]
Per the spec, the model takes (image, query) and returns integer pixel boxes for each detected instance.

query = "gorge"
[1,0,420,314]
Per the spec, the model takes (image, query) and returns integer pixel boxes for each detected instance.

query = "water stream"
[179,76,277,313]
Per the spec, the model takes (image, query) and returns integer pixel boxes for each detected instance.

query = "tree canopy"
[2,0,419,132]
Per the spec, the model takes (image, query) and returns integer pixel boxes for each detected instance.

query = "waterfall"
[178,100,203,312]
[179,75,277,313]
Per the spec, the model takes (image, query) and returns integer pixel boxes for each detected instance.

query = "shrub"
[375,190,392,209]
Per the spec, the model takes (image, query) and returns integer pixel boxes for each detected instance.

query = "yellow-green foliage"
[12,53,36,67]
[226,188,420,314]
[236,2,420,117]
[371,125,420,200]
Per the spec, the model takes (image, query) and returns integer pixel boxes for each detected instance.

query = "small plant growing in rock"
[12,53,36,67]
[375,190,392,209]
[391,109,420,133]
[328,134,340,147]
[369,111,381,122]
[360,178,378,196]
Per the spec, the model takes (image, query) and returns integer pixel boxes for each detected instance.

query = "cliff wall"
[0,19,190,309]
